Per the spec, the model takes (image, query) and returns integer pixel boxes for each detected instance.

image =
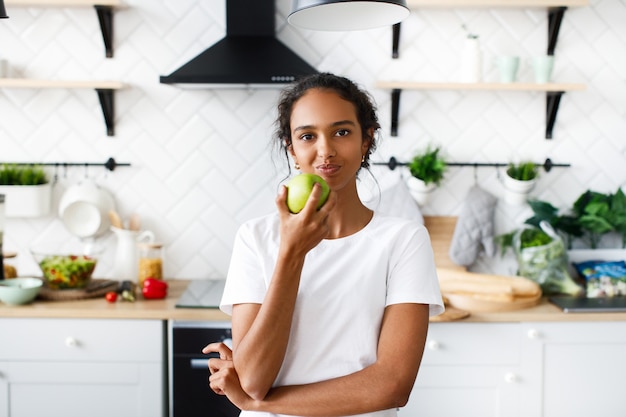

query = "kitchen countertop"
[1,279,626,322]
[3,217,624,323]
[0,279,230,321]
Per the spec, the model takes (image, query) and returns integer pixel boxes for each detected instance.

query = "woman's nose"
[317,136,335,158]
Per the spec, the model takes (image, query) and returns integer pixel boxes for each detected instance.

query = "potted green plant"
[0,164,51,218]
[523,188,626,250]
[502,161,539,205]
[405,145,447,206]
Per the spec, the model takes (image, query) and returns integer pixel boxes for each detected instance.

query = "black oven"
[169,321,240,417]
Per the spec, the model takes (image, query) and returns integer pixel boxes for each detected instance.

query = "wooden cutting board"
[423,216,541,315]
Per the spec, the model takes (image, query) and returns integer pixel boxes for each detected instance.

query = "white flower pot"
[502,175,535,206]
[0,183,52,218]
[406,176,436,206]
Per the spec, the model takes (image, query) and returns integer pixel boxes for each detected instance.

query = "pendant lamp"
[0,0,8,19]
[289,0,409,31]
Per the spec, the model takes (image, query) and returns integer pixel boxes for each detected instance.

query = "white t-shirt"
[221,212,444,417]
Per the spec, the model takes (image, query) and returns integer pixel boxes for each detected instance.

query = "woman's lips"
[316,164,340,176]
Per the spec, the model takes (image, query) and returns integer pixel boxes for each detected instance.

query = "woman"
[204,73,444,417]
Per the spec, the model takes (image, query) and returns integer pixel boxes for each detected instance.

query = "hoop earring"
[361,155,366,163]
[294,162,300,170]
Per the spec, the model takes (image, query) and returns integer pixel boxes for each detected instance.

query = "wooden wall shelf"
[375,81,585,139]
[406,0,588,7]
[5,0,122,57]
[0,79,124,136]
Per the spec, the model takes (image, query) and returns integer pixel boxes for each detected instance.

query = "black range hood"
[160,0,318,87]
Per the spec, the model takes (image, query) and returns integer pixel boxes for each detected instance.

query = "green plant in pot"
[502,161,539,205]
[522,187,626,249]
[405,145,447,205]
[0,164,48,186]
[0,164,51,218]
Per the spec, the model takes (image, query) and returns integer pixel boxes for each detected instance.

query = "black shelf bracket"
[546,91,564,139]
[392,7,569,58]
[392,23,402,59]
[390,88,402,137]
[94,5,114,58]
[548,7,567,55]
[96,88,115,136]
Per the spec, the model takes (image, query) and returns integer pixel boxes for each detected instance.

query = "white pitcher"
[111,226,155,282]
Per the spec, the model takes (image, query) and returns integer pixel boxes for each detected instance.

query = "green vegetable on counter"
[39,255,97,289]
[513,223,584,297]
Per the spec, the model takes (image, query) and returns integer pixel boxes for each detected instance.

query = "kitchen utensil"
[111,226,155,282]
[444,291,541,312]
[438,267,542,312]
[30,241,103,290]
[128,213,141,231]
[0,277,43,304]
[108,210,123,229]
[58,180,116,238]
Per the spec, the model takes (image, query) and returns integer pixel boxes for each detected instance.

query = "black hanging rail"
[374,157,570,173]
[0,158,130,172]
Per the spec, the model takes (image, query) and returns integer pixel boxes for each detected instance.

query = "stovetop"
[175,279,226,309]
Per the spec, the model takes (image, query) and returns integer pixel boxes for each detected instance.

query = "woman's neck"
[325,188,373,239]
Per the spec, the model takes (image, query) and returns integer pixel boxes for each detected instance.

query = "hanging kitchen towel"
[363,172,424,224]
[449,185,497,266]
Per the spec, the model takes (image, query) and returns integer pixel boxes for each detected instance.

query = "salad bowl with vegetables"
[30,242,103,290]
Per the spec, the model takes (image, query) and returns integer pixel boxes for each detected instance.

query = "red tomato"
[105,291,118,303]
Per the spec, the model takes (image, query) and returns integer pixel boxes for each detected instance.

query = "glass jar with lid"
[138,242,163,288]
[2,251,17,279]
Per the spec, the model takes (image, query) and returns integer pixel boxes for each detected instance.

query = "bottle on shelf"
[460,27,482,83]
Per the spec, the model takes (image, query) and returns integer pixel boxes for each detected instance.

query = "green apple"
[285,173,330,214]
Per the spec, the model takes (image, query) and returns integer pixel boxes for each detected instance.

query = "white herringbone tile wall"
[0,0,625,279]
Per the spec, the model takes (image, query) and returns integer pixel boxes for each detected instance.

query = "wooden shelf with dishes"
[0,79,124,136]
[381,0,589,139]
[5,0,122,58]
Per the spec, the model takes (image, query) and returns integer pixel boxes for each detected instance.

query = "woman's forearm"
[232,250,305,400]
[241,303,430,416]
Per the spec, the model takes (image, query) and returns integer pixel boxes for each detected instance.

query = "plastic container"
[138,242,163,288]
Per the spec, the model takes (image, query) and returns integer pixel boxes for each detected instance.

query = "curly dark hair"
[273,73,380,174]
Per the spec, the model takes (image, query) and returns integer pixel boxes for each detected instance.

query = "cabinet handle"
[427,340,441,351]
[65,337,78,347]
[527,329,540,340]
[504,372,517,384]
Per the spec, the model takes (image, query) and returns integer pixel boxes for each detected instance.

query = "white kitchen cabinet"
[399,323,525,417]
[400,321,626,417]
[0,318,165,417]
[521,322,626,417]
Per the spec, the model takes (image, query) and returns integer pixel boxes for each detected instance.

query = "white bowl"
[0,277,43,305]
[58,180,115,238]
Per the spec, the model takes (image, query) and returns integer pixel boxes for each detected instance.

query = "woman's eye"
[336,129,350,137]
[299,133,314,141]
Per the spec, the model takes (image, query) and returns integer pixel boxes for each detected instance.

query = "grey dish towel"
[449,185,497,267]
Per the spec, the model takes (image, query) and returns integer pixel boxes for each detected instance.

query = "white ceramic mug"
[496,55,520,83]
[532,55,554,83]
